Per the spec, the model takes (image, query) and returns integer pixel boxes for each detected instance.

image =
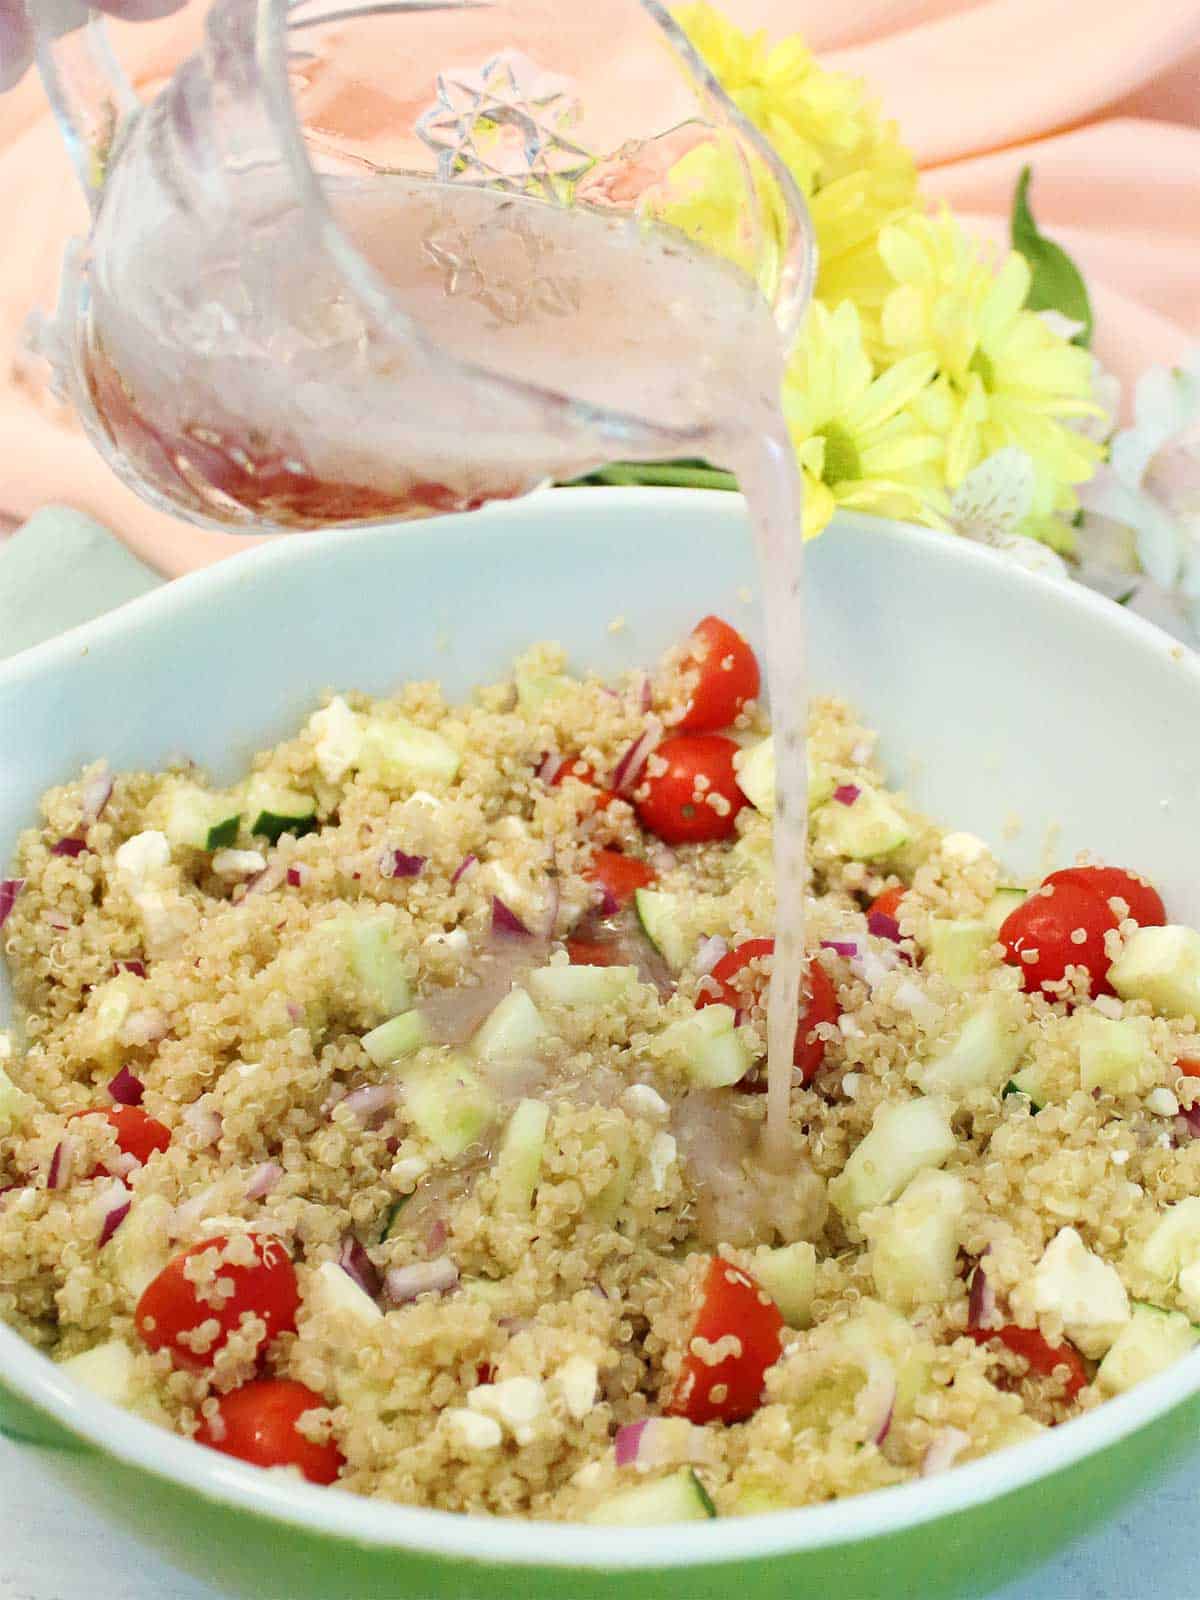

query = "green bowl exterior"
[2,1371,1196,1600]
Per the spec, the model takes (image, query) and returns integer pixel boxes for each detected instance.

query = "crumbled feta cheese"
[648,1132,677,1193]
[132,889,191,957]
[841,1072,862,1100]
[620,1083,670,1121]
[422,928,470,954]
[1092,994,1125,1020]
[1111,1148,1131,1166]
[211,849,267,880]
[308,696,364,784]
[467,1376,546,1443]
[444,1408,502,1451]
[555,1356,598,1420]
[59,1339,137,1404]
[310,1260,383,1325]
[115,830,170,884]
[1032,1226,1131,1358]
[940,832,988,864]
[494,816,530,841]
[1147,1087,1180,1118]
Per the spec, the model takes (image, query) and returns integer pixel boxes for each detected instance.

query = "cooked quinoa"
[3,627,1200,1522]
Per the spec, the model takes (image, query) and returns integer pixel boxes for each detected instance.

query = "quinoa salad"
[4,612,1200,1523]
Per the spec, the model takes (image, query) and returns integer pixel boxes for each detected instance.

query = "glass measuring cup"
[35,1,814,532]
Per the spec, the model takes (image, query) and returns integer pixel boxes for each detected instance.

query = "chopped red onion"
[0,879,25,929]
[451,854,477,887]
[245,1161,283,1200]
[381,849,426,880]
[857,1357,896,1446]
[967,1260,997,1331]
[107,1066,145,1107]
[921,1427,971,1476]
[833,784,861,806]
[286,866,305,889]
[384,1257,459,1304]
[694,935,728,976]
[639,674,653,713]
[491,896,531,939]
[426,1216,449,1255]
[98,1198,131,1247]
[1178,1101,1200,1141]
[286,1001,303,1025]
[614,1419,648,1467]
[181,1100,222,1148]
[338,1235,382,1300]
[243,858,288,897]
[114,960,146,978]
[820,939,860,959]
[51,836,88,858]
[610,716,663,795]
[338,1082,397,1122]
[868,911,902,943]
[593,885,620,919]
[81,769,114,825]
[46,1138,75,1191]
[537,752,565,786]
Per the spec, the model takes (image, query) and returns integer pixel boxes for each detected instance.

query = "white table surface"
[2,1435,1195,1600]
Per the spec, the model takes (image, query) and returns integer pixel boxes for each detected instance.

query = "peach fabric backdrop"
[1,0,1197,574]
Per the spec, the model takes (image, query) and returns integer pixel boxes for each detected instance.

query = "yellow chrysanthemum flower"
[879,212,1102,526]
[784,302,943,537]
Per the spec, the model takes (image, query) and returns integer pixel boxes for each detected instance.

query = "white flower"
[1037,312,1120,446]
[948,448,1070,582]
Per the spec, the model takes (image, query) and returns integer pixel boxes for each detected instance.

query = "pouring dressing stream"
[35,0,816,1205]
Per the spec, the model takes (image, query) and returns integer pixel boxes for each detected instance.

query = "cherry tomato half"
[968,1325,1088,1401]
[635,734,746,845]
[585,849,655,909]
[68,1106,171,1176]
[1041,865,1166,929]
[998,880,1117,1000]
[697,938,841,1083]
[549,756,615,811]
[136,1233,299,1371]
[1178,1058,1200,1079]
[566,938,627,967]
[677,616,761,733]
[665,1256,783,1425]
[196,1378,344,1485]
[868,886,907,922]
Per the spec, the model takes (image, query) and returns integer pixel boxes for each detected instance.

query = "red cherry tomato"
[635,734,746,845]
[68,1106,171,1176]
[585,849,655,909]
[1178,1059,1200,1079]
[868,886,907,922]
[1041,865,1165,929]
[549,756,615,811]
[136,1233,299,1371]
[698,938,841,1083]
[998,881,1117,1000]
[665,1256,783,1424]
[566,938,627,967]
[196,1379,343,1485]
[969,1325,1088,1401]
[677,616,761,733]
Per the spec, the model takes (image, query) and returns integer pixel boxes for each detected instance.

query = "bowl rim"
[3,485,1200,1570]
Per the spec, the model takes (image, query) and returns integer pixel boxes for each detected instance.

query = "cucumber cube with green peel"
[814,781,910,860]
[1098,1303,1199,1394]
[402,1056,495,1158]
[751,1240,817,1328]
[361,1010,429,1068]
[634,888,691,974]
[586,1468,716,1525]
[495,1099,550,1211]
[245,775,317,843]
[829,1096,956,1222]
[472,989,547,1062]
[925,919,997,986]
[359,717,461,791]
[909,994,1027,1097]
[1109,925,1200,1020]
[528,964,641,1007]
[650,1003,752,1088]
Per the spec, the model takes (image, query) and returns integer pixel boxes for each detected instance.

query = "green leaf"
[560,460,739,492]
[1011,166,1093,348]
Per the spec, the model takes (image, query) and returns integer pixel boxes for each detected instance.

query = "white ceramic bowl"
[3,489,1200,1600]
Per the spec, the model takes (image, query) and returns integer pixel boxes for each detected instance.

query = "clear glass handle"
[35,8,140,209]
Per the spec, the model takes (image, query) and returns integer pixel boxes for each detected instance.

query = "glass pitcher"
[34,0,814,532]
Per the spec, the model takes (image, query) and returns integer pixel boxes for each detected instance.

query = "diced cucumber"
[731,826,773,879]
[814,782,910,861]
[495,1099,550,1211]
[528,964,641,1008]
[460,1275,511,1306]
[402,1055,496,1158]
[752,1240,817,1328]
[867,1169,966,1312]
[1098,1302,1199,1395]
[829,1096,956,1223]
[107,1194,173,1298]
[309,1259,383,1325]
[983,887,1027,934]
[86,972,140,1063]
[59,1339,138,1404]
[472,989,547,1062]
[359,717,461,791]
[1069,1013,1156,1094]
[337,913,413,1018]
[1138,1198,1200,1316]
[1109,925,1200,1020]
[515,669,574,714]
[0,1063,32,1134]
[1031,1226,1130,1359]
[839,1300,932,1413]
[362,1010,429,1068]
[245,775,317,843]
[382,1196,410,1240]
[925,919,997,986]
[732,736,834,818]
[586,1468,717,1525]
[162,782,241,851]
[650,1004,752,1088]
[588,1127,636,1226]
[909,995,1027,1097]
[634,889,692,974]
[732,1483,791,1514]
[1005,1068,1045,1111]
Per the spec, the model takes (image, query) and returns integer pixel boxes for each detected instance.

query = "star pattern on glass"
[421,204,583,326]
[415,49,594,200]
